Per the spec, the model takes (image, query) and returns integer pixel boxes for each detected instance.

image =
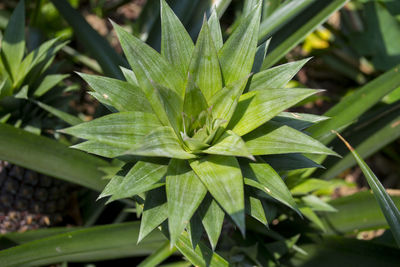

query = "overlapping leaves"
[62,0,337,251]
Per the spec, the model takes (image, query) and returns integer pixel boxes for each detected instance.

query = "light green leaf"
[139,187,168,243]
[335,132,400,247]
[101,160,168,202]
[246,192,268,226]
[137,241,176,267]
[1,0,25,81]
[112,21,185,98]
[218,4,261,85]
[244,122,337,156]
[242,160,298,213]
[71,140,127,158]
[166,159,207,246]
[301,195,337,212]
[188,18,223,102]
[300,206,326,231]
[198,196,225,250]
[230,88,321,136]
[78,73,152,113]
[252,39,270,73]
[208,8,223,50]
[204,130,254,160]
[160,0,194,77]
[120,66,139,86]
[190,155,245,234]
[183,76,208,122]
[210,75,250,124]
[272,112,329,131]
[125,126,196,159]
[33,74,69,97]
[250,58,310,90]
[291,179,332,195]
[61,112,161,149]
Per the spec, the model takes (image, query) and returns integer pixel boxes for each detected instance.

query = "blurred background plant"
[0,0,399,266]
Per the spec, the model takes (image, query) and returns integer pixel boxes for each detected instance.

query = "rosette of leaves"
[62,0,338,248]
[0,1,78,130]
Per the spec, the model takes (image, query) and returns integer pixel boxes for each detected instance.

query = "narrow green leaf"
[190,155,245,234]
[262,0,348,68]
[0,123,108,191]
[246,192,268,226]
[33,74,69,97]
[252,39,270,73]
[183,76,208,121]
[263,153,322,171]
[101,160,168,202]
[334,131,400,247]
[78,73,153,113]
[166,159,207,246]
[34,100,83,126]
[204,130,254,160]
[244,122,337,156]
[120,66,139,86]
[210,75,250,124]
[50,0,126,79]
[230,88,320,136]
[242,160,298,213]
[188,18,223,102]
[291,179,332,195]
[208,9,223,50]
[272,112,330,131]
[71,140,127,158]
[218,4,261,85]
[160,0,194,77]
[1,0,25,81]
[139,187,168,243]
[125,126,196,159]
[309,64,400,144]
[187,212,204,249]
[0,222,164,267]
[174,231,229,267]
[61,112,161,149]
[137,241,176,267]
[301,195,337,212]
[250,59,310,90]
[300,206,326,231]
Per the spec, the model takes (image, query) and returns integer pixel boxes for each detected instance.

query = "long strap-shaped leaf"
[230,88,320,136]
[190,155,245,235]
[0,222,164,267]
[166,159,207,246]
[0,123,108,191]
[334,131,400,247]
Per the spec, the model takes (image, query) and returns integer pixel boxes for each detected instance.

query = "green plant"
[61,0,338,250]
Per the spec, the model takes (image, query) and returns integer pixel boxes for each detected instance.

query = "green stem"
[137,241,177,267]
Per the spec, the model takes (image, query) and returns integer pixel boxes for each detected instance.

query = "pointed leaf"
[1,0,25,81]
[198,195,225,250]
[272,112,330,131]
[249,58,310,90]
[71,140,127,158]
[187,212,204,249]
[79,73,152,113]
[120,66,139,86]
[252,39,270,73]
[301,195,337,212]
[244,122,338,156]
[166,159,207,246]
[125,126,196,159]
[33,74,69,97]
[208,9,223,50]
[300,206,326,231]
[34,100,83,126]
[61,112,161,149]
[190,155,245,234]
[263,153,322,171]
[112,21,185,97]
[210,75,250,124]
[246,192,268,226]
[218,4,261,85]
[101,160,168,202]
[138,187,168,242]
[230,88,320,136]
[160,0,194,77]
[204,130,254,160]
[242,159,298,212]
[183,76,208,121]
[188,19,223,102]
